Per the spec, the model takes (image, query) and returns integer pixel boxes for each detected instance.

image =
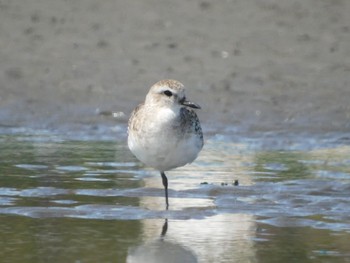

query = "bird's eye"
[163,90,173,97]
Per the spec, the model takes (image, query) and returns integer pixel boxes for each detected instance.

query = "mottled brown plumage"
[128,79,203,208]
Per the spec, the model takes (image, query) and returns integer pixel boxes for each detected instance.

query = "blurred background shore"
[1,0,349,137]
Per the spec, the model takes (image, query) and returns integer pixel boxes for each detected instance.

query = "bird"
[127,79,203,209]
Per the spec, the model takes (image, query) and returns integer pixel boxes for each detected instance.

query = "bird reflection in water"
[127,219,198,263]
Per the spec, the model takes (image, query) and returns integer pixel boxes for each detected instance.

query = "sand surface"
[1,0,350,137]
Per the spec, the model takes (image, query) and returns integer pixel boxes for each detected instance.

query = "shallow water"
[0,133,350,263]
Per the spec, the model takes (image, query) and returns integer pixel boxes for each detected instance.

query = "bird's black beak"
[181,100,201,109]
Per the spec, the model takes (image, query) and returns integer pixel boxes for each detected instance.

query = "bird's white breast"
[128,106,201,171]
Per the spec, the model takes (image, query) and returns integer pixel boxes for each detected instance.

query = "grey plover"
[128,79,203,208]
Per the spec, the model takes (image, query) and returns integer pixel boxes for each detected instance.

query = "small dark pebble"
[31,13,40,23]
[97,40,108,48]
[167,43,177,49]
[199,1,211,10]
[98,110,113,116]
[5,67,22,80]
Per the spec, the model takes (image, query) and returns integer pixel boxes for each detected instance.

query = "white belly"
[128,131,202,171]
[128,107,202,171]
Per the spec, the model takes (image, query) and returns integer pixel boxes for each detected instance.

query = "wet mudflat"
[0,133,349,263]
[1,0,350,262]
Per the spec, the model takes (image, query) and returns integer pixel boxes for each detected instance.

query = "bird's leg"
[161,219,168,237]
[161,171,169,209]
